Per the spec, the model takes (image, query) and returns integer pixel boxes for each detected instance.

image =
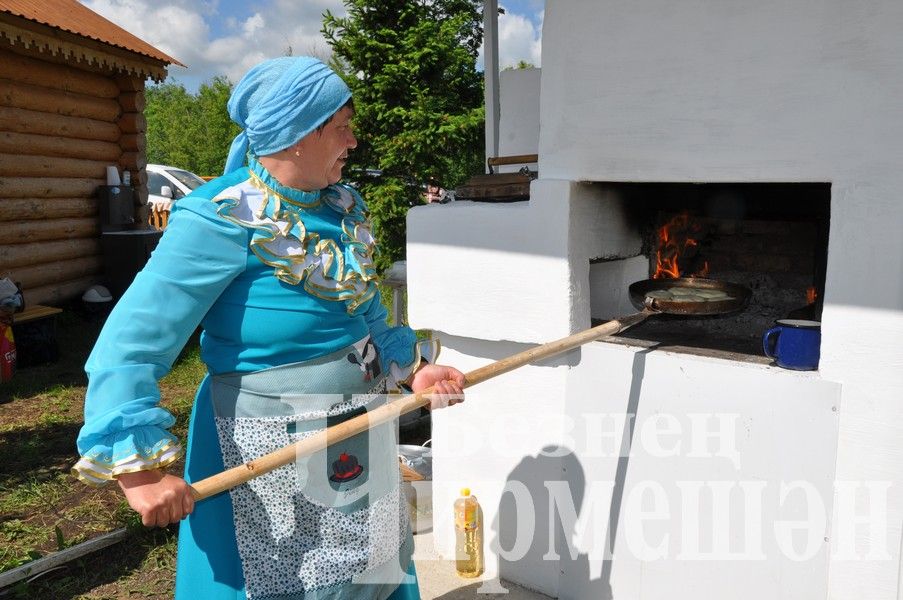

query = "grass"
[0,285,426,598]
[0,308,202,599]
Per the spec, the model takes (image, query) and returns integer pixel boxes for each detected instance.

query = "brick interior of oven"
[599,183,829,358]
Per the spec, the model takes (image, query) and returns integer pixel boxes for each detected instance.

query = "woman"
[74,57,465,600]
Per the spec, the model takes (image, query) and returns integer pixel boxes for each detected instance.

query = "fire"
[806,286,817,304]
[652,212,708,279]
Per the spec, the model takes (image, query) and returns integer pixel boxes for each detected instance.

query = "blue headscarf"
[223,57,352,174]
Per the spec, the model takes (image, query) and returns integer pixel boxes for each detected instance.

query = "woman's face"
[293,106,357,190]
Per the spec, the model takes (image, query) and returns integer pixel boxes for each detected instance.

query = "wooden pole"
[190,310,652,501]
[0,528,128,589]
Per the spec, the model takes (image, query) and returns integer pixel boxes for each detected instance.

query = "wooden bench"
[13,304,62,325]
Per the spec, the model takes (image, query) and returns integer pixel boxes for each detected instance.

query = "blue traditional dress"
[74,157,436,600]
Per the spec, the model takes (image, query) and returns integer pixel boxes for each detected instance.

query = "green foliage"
[323,0,485,271]
[503,60,536,71]
[145,76,240,177]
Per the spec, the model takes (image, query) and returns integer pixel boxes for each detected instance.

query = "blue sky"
[79,0,543,92]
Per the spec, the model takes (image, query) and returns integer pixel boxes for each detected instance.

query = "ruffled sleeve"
[362,288,439,393]
[73,197,249,485]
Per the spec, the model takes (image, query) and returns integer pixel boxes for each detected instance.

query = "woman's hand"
[117,470,195,527]
[410,364,466,410]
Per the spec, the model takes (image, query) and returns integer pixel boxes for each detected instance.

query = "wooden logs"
[8,255,103,289]
[135,186,148,205]
[26,276,103,307]
[0,79,122,122]
[118,92,146,113]
[0,50,120,98]
[0,48,158,307]
[3,218,99,244]
[0,237,101,269]
[119,133,146,153]
[0,106,120,142]
[0,131,121,162]
[0,177,103,198]
[115,76,145,93]
[0,197,98,221]
[0,154,110,179]
[119,151,147,173]
[117,113,146,134]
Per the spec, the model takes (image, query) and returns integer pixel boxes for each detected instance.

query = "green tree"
[145,77,239,176]
[323,0,485,271]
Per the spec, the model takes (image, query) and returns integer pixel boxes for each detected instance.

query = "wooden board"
[454,173,531,201]
[13,304,62,324]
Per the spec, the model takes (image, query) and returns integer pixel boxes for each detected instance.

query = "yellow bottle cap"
[460,487,470,497]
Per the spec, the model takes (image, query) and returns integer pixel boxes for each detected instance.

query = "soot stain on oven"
[594,182,830,358]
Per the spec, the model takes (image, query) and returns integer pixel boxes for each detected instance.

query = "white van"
[146,164,206,210]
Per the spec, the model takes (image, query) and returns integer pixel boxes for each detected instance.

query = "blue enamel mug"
[762,319,821,370]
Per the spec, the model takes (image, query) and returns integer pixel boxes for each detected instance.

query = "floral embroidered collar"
[214,156,379,314]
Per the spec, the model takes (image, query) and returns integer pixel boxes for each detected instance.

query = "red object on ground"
[0,320,16,382]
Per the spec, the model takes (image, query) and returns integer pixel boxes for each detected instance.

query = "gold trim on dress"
[72,440,183,486]
[214,180,379,314]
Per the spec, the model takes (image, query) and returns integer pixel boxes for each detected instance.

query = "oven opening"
[589,182,830,360]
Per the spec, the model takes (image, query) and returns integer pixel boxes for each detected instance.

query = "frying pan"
[189,277,751,501]
[628,277,751,315]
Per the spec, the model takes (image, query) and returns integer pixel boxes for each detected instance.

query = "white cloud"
[81,0,210,67]
[241,13,265,37]
[80,0,342,88]
[498,11,542,69]
[81,0,542,88]
[478,9,542,72]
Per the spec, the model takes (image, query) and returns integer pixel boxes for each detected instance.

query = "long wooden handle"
[189,310,652,500]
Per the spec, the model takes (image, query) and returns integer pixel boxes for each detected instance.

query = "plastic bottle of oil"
[454,487,484,578]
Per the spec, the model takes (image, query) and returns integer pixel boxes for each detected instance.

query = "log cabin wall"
[0,10,168,307]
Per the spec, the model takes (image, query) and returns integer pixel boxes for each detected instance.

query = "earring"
[294,149,301,157]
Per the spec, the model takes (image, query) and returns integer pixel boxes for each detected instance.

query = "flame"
[652,212,707,279]
[806,286,817,305]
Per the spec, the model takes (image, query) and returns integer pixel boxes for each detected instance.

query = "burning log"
[652,212,709,279]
